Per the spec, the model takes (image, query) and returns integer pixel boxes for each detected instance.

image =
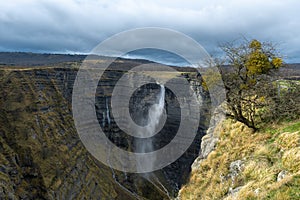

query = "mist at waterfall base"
[122,48,191,67]
[135,84,166,173]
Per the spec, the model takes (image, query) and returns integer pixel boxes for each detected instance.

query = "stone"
[254,188,260,195]
[229,186,243,196]
[277,170,289,182]
[229,160,244,181]
[191,104,225,171]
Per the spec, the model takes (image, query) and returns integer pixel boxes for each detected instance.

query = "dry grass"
[282,148,300,173]
[276,132,300,150]
[179,119,300,200]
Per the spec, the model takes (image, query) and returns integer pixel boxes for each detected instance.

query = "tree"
[219,39,283,130]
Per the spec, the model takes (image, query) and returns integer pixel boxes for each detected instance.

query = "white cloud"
[0,0,299,61]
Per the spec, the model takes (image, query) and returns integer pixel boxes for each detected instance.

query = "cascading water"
[102,97,111,127]
[106,97,111,126]
[136,84,165,172]
[105,84,170,199]
[146,84,165,137]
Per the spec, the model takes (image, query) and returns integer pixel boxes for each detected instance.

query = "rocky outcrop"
[191,104,225,171]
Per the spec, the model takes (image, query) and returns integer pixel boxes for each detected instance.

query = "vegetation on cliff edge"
[179,119,300,199]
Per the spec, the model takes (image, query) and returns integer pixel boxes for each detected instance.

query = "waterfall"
[106,97,111,126]
[146,85,165,136]
[102,97,111,127]
[136,84,165,172]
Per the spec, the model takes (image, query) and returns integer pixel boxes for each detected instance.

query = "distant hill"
[0,52,299,77]
[279,63,300,80]
[0,52,198,72]
[0,52,87,66]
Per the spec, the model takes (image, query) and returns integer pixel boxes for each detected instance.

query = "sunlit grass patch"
[179,119,300,200]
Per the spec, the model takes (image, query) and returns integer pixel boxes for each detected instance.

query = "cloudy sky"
[1,0,300,62]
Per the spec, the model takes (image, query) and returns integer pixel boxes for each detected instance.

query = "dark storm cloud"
[0,0,300,62]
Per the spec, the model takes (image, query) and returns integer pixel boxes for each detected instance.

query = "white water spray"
[102,97,111,127]
[106,97,111,126]
[136,84,165,172]
[147,85,165,135]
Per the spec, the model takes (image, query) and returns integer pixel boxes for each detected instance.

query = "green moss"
[283,122,300,133]
[264,175,300,200]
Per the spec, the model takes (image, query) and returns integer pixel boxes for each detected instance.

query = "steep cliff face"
[0,59,209,199]
[92,64,211,196]
[0,66,136,199]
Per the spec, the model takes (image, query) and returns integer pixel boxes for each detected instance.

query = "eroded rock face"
[0,60,210,199]
[191,105,225,171]
[0,67,135,199]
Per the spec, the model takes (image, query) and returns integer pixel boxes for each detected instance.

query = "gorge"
[0,53,211,199]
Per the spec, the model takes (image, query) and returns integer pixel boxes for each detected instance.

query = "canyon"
[0,55,211,199]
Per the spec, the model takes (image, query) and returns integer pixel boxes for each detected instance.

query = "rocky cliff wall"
[0,60,210,199]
